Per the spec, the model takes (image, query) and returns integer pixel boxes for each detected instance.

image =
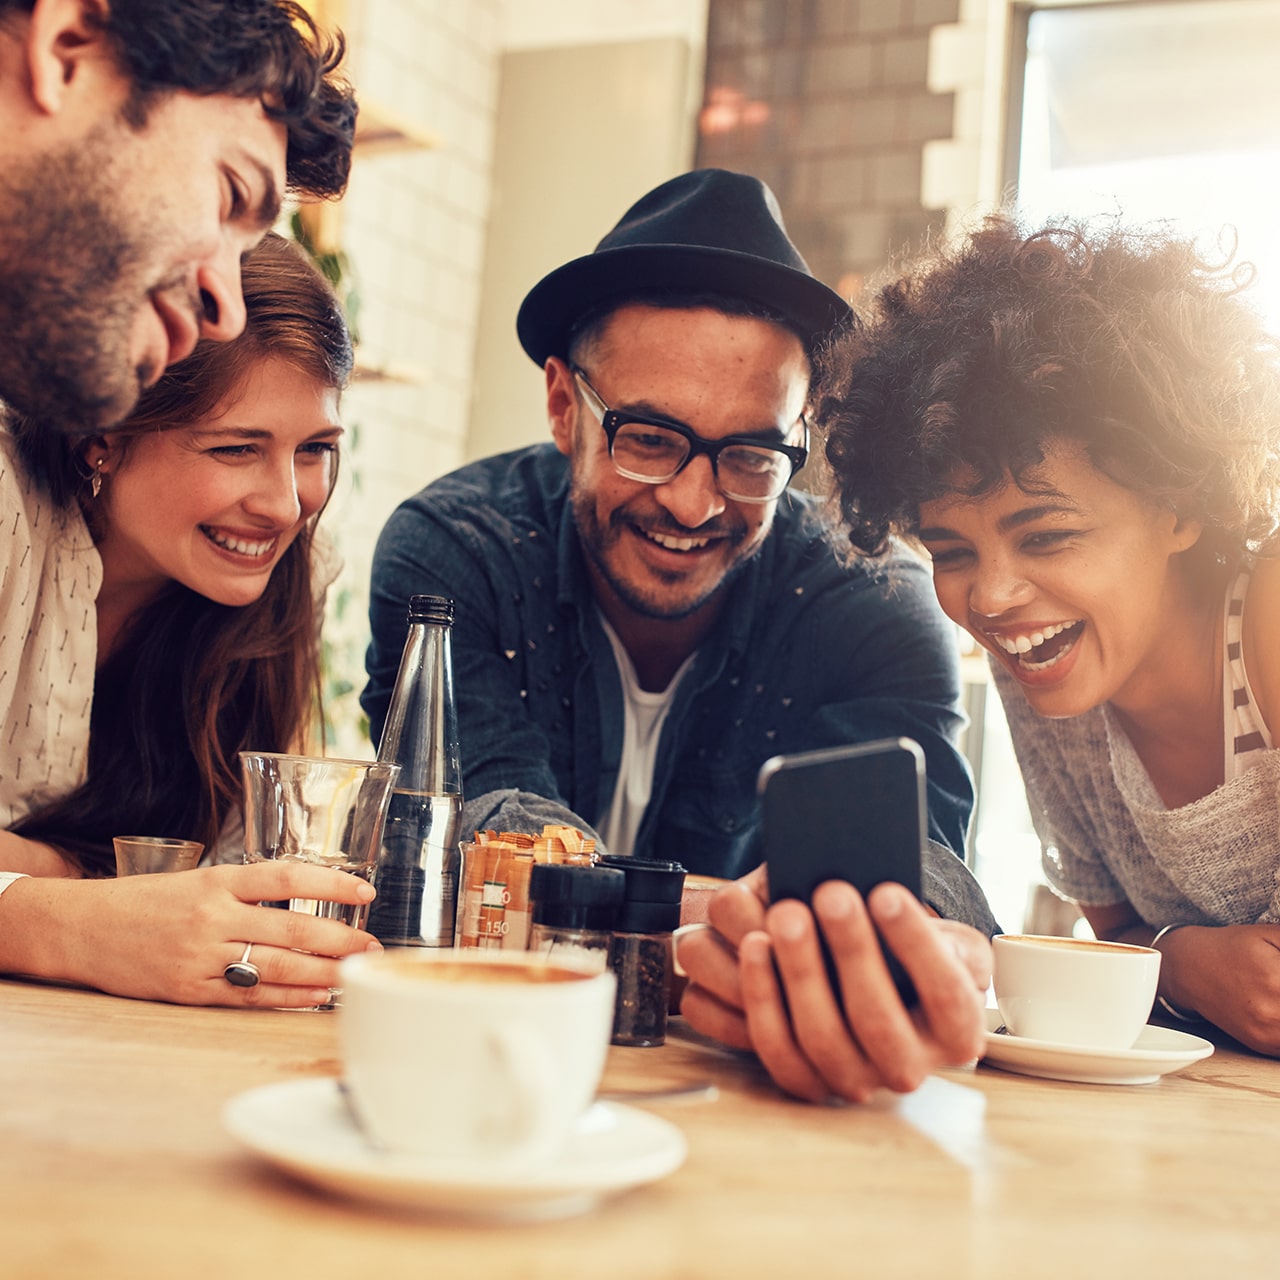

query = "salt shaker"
[527,863,624,973]
[600,856,686,1046]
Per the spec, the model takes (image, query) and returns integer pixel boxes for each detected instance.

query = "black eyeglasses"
[571,367,808,504]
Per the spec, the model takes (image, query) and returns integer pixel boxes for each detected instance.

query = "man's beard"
[570,483,764,622]
[0,130,155,432]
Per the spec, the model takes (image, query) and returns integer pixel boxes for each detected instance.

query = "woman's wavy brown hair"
[819,215,1280,568]
[11,233,352,875]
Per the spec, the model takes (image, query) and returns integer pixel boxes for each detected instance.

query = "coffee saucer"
[222,1078,687,1221]
[979,1008,1214,1085]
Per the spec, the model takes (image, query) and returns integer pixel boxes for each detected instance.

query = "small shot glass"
[113,836,204,877]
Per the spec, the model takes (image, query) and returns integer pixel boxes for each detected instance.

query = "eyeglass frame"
[570,365,809,504]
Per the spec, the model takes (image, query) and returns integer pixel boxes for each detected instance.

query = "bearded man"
[0,0,355,432]
[362,169,997,1103]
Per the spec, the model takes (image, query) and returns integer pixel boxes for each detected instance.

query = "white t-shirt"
[595,614,697,857]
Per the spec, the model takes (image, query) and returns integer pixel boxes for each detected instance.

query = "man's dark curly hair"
[0,0,355,199]
[819,215,1280,565]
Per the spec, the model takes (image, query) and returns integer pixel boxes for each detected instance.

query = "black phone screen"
[761,737,926,1006]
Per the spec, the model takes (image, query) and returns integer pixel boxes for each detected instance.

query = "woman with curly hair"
[821,214,1280,1053]
[0,233,380,1006]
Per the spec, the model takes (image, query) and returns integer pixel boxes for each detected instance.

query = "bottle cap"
[530,863,624,931]
[408,595,455,626]
[597,856,686,933]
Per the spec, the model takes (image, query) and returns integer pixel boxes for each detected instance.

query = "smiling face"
[551,304,810,623]
[0,92,286,430]
[94,358,341,609]
[917,439,1204,719]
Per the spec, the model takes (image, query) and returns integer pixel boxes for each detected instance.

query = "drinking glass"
[113,836,204,877]
[239,753,400,932]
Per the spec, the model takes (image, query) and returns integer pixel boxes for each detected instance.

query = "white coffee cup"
[338,948,616,1167]
[992,933,1161,1050]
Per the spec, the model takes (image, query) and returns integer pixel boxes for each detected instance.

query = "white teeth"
[990,621,1077,656]
[648,530,710,552]
[1019,642,1075,672]
[204,528,275,558]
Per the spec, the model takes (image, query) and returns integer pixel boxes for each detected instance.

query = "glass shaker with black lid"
[527,862,625,973]
[599,855,687,1046]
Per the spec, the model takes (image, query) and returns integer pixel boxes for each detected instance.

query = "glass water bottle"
[367,594,463,947]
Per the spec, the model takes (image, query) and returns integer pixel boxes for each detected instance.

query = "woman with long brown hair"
[0,232,380,1005]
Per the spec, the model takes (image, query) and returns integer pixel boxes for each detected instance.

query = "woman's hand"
[1085,901,1280,1055]
[1157,923,1280,1054]
[0,862,382,1007]
[678,865,991,1102]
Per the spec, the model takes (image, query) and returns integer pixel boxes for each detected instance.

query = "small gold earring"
[90,458,104,499]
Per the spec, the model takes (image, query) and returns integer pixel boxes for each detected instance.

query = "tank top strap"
[1223,566,1274,783]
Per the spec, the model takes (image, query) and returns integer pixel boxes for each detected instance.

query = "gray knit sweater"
[993,661,1280,927]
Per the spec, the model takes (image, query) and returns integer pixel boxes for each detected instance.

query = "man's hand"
[678,865,990,1103]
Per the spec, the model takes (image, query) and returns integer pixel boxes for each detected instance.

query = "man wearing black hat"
[362,170,996,1099]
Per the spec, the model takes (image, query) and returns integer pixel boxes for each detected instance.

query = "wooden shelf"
[352,354,429,386]
[355,99,440,156]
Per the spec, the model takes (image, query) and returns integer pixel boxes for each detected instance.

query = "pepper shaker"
[600,855,687,1047]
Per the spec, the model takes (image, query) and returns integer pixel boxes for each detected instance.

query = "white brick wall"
[320,0,505,754]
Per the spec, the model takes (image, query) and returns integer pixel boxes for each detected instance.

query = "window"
[1014,0,1280,328]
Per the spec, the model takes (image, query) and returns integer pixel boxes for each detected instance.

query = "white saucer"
[222,1078,687,1221]
[979,1008,1214,1085]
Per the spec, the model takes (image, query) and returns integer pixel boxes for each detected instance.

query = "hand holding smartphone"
[760,737,927,1007]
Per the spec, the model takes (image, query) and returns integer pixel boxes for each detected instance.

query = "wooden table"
[4,977,1279,1280]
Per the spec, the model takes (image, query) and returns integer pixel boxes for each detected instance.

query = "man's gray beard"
[0,134,150,432]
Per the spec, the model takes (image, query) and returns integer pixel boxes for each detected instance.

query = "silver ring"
[223,942,262,989]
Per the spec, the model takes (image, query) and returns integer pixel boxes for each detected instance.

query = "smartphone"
[760,737,926,1007]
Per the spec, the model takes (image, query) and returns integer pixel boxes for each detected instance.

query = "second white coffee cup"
[339,948,616,1168]
[993,933,1161,1050]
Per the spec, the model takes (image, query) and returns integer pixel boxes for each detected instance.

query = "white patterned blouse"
[0,429,100,830]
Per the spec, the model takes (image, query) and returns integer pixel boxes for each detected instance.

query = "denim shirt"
[364,445,992,928]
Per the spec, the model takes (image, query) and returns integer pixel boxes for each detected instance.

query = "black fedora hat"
[516,168,853,366]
